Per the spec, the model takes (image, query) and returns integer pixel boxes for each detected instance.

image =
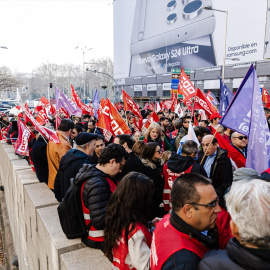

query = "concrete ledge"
[0,141,112,269]
[60,248,111,270]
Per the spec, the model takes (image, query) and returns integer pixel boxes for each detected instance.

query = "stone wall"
[0,141,111,270]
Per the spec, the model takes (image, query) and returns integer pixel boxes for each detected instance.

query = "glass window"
[134,91,142,97]
[147,91,156,97]
[163,90,171,97]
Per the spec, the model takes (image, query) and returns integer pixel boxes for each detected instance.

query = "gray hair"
[181,140,198,155]
[77,142,88,150]
[226,179,270,248]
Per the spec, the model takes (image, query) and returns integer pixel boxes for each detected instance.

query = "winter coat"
[74,165,116,248]
[54,149,92,202]
[47,131,72,189]
[115,151,144,182]
[141,159,166,219]
[167,153,207,176]
[31,136,49,184]
[197,147,233,208]
[198,238,270,270]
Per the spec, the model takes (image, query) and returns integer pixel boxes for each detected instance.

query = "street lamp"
[204,7,228,82]
[75,46,93,103]
[86,68,119,102]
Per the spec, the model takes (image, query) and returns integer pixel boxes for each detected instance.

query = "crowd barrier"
[0,141,111,270]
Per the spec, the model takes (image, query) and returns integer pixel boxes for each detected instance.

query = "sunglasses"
[234,136,248,140]
[156,149,162,154]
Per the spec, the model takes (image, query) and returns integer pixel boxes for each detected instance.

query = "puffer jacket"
[74,165,115,231]
[198,238,270,270]
[54,149,92,202]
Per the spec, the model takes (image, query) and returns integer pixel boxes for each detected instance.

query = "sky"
[0,0,114,74]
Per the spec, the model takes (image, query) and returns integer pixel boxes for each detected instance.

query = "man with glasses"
[54,132,98,202]
[75,143,129,250]
[231,132,248,158]
[198,135,233,209]
[175,116,192,150]
[151,173,221,270]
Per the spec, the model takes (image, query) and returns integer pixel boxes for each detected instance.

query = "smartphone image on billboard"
[130,0,216,55]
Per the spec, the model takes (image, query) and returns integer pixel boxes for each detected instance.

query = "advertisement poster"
[114,0,268,80]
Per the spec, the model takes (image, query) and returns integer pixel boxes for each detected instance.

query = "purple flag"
[207,90,219,106]
[55,86,82,117]
[93,89,99,119]
[220,65,270,173]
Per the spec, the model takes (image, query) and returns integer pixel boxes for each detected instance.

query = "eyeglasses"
[118,162,125,170]
[156,149,162,154]
[187,196,219,209]
[234,136,248,140]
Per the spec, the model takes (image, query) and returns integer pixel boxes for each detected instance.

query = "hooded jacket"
[54,148,92,202]
[167,153,207,176]
[198,238,270,270]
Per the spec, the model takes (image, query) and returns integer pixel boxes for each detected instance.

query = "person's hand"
[151,217,162,228]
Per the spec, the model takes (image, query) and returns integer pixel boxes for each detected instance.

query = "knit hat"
[75,132,98,145]
[233,167,261,182]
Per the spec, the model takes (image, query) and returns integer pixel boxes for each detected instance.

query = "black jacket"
[167,153,207,177]
[31,136,49,184]
[54,149,92,202]
[74,165,115,236]
[198,238,270,270]
[141,159,166,218]
[197,148,233,208]
[116,151,144,182]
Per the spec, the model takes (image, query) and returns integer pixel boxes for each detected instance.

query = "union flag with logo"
[178,67,196,104]
[122,90,143,120]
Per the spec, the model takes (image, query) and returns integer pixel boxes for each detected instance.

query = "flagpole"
[200,124,220,166]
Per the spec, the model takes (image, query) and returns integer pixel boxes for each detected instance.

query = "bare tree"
[0,66,21,92]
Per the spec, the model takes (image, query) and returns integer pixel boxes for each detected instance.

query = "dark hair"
[174,119,182,130]
[182,140,198,155]
[264,107,270,113]
[58,119,74,132]
[171,173,212,212]
[104,172,154,261]
[193,126,204,138]
[157,111,165,117]
[83,114,91,119]
[115,134,134,149]
[96,135,105,142]
[98,143,129,165]
[75,122,83,129]
[89,119,96,126]
[141,142,159,160]
[132,141,146,156]
[74,126,83,133]
[200,120,209,125]
[144,111,151,118]
[159,116,169,122]
[26,121,33,127]
[199,126,211,135]
[181,116,192,122]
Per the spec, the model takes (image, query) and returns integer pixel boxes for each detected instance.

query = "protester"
[140,122,173,152]
[132,140,146,157]
[114,134,144,181]
[104,172,157,269]
[133,130,142,142]
[74,143,128,250]
[69,125,82,148]
[175,115,192,149]
[198,179,270,269]
[54,132,98,202]
[151,173,221,270]
[90,135,105,164]
[47,119,74,190]
[208,113,222,134]
[141,142,166,219]
[230,131,248,158]
[198,135,233,208]
[163,140,207,211]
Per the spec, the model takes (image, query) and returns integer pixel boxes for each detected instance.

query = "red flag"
[194,88,218,118]
[59,107,69,118]
[36,108,50,126]
[212,127,246,169]
[97,97,106,118]
[24,109,60,143]
[14,119,35,156]
[149,102,155,111]
[71,84,93,115]
[186,98,193,111]
[97,99,131,136]
[55,115,61,130]
[35,96,49,113]
[122,90,143,120]
[178,67,196,104]
[143,111,160,129]
[262,87,270,109]
[118,102,124,110]
[114,102,119,111]
[164,100,173,110]
[0,129,2,140]
[144,102,150,110]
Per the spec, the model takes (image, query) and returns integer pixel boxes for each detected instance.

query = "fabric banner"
[218,77,234,116]
[143,111,160,129]
[262,87,270,109]
[207,90,219,106]
[178,67,196,104]
[36,108,50,126]
[71,84,93,115]
[122,89,143,120]
[93,89,100,119]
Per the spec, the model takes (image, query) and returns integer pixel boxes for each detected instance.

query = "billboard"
[114,0,267,80]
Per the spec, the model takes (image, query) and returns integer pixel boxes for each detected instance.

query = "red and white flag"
[178,67,196,104]
[55,115,61,131]
[143,111,160,129]
[262,87,270,109]
[122,90,143,120]
[36,108,50,126]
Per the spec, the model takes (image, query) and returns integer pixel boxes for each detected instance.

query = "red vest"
[81,176,117,242]
[163,163,193,211]
[144,138,165,153]
[113,223,152,270]
[151,214,209,270]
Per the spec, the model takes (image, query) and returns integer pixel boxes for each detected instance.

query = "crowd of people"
[0,104,270,270]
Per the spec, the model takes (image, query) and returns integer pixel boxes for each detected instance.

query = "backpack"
[57,176,90,239]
